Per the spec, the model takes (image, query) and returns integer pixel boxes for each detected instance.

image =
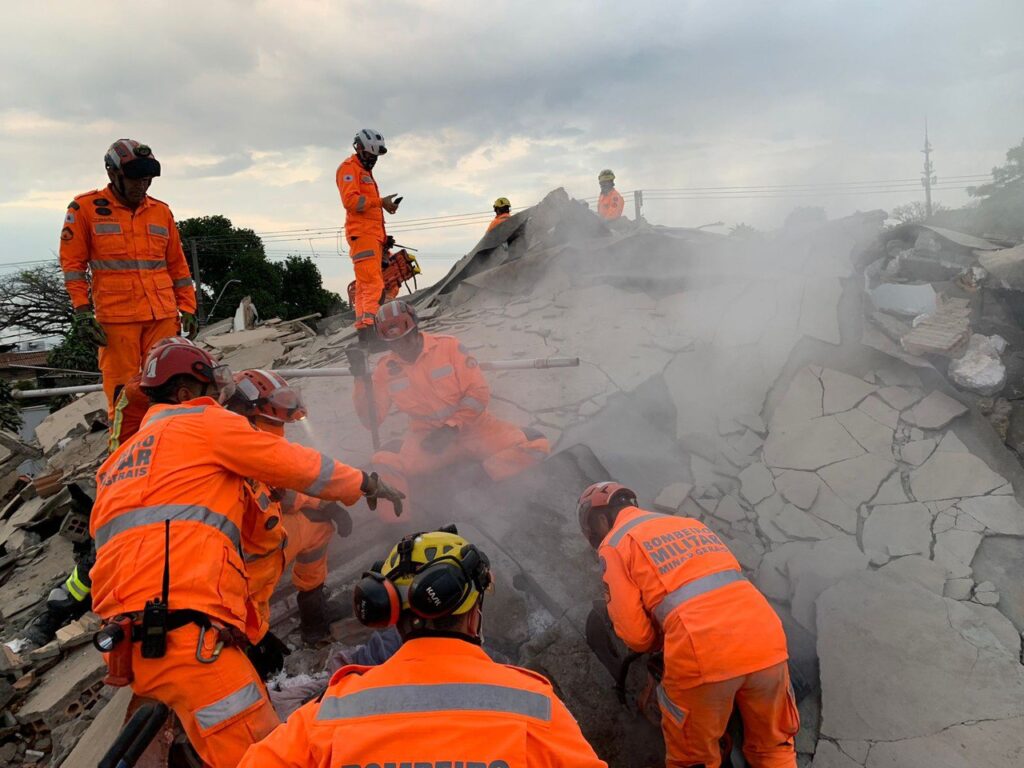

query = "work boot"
[296,585,352,645]
[22,586,87,649]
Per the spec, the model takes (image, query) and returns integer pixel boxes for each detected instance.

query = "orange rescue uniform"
[486,212,511,232]
[108,373,149,452]
[90,399,367,768]
[353,333,549,521]
[597,187,625,221]
[601,507,798,768]
[59,186,196,413]
[237,636,607,767]
[336,154,386,329]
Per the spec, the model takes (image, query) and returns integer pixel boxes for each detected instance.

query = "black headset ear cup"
[408,561,468,619]
[460,545,492,591]
[353,572,401,628]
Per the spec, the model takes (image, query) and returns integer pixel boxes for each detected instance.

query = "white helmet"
[354,129,387,156]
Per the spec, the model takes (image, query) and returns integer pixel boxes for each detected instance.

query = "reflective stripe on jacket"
[90,397,365,639]
[336,154,385,242]
[235,637,607,768]
[353,333,489,432]
[600,506,789,688]
[59,186,197,323]
[108,373,149,452]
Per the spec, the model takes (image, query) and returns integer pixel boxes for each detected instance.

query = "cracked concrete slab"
[865,715,1024,768]
[834,408,894,457]
[910,451,1007,501]
[856,394,900,430]
[770,366,824,427]
[818,454,896,507]
[862,503,933,560]
[955,496,1024,535]
[776,470,821,510]
[875,385,925,411]
[763,417,865,471]
[902,390,968,430]
[817,571,1024,743]
[820,368,876,415]
[739,462,775,505]
[790,537,869,632]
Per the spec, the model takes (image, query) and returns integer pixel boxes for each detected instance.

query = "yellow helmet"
[378,529,490,617]
[598,169,615,182]
[493,197,511,209]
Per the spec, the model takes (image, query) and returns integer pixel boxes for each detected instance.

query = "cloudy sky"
[2,1,1023,294]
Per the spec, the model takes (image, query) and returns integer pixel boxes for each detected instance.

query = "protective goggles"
[234,376,308,423]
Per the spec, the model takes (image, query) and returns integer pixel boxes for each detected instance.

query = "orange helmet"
[141,343,234,396]
[232,369,307,424]
[375,300,419,341]
[577,482,637,546]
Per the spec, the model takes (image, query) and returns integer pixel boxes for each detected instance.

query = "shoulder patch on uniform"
[505,664,555,689]
[386,359,402,375]
[465,357,478,369]
[92,198,110,206]
[67,201,80,210]
[95,207,112,216]
[64,211,75,224]
[60,227,74,242]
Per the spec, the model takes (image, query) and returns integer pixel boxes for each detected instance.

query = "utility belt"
[93,609,247,687]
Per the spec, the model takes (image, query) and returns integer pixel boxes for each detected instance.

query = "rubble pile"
[4,189,1024,766]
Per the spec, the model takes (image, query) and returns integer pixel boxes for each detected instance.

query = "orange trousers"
[371,413,549,521]
[99,316,180,417]
[117,624,279,768]
[348,237,385,329]
[657,661,799,768]
[283,511,334,592]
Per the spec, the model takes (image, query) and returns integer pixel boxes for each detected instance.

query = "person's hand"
[300,501,353,538]
[362,471,406,517]
[73,306,107,346]
[246,631,290,680]
[421,425,458,454]
[345,346,368,378]
[384,235,396,251]
[180,311,199,339]
[381,194,400,214]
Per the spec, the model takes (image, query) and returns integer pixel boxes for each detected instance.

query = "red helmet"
[146,335,195,355]
[375,300,419,341]
[141,344,234,397]
[577,482,637,545]
[104,139,161,179]
[232,369,307,424]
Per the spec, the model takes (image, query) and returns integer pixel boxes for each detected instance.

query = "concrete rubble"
[4,190,1024,766]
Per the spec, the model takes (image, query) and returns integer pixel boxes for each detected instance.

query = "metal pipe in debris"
[13,357,581,397]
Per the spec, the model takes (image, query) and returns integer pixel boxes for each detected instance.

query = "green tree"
[889,200,950,226]
[0,378,23,432]
[176,215,347,322]
[0,265,73,337]
[968,138,1024,240]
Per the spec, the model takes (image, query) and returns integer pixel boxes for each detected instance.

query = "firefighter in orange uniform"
[238,526,607,768]
[89,344,404,768]
[227,369,353,644]
[60,139,198,417]
[597,169,625,221]
[350,300,550,521]
[487,196,512,232]
[336,128,401,347]
[577,482,799,768]
[108,335,197,452]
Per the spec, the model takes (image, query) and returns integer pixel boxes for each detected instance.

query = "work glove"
[73,307,107,347]
[345,346,368,378]
[381,194,400,214]
[384,235,396,251]
[421,425,458,454]
[362,471,406,518]
[300,501,353,538]
[246,631,291,681]
[180,311,199,339]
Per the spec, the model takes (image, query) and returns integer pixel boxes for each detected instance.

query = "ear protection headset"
[353,526,492,628]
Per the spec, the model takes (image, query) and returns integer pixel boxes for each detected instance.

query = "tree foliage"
[968,138,1024,240]
[0,265,74,336]
[889,200,950,226]
[0,378,23,433]
[176,215,345,321]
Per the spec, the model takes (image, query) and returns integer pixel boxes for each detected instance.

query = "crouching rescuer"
[349,299,550,520]
[577,482,800,768]
[238,526,607,767]
[89,343,404,768]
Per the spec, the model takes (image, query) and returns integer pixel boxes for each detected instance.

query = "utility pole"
[921,120,936,219]
[633,189,643,221]
[187,238,206,322]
